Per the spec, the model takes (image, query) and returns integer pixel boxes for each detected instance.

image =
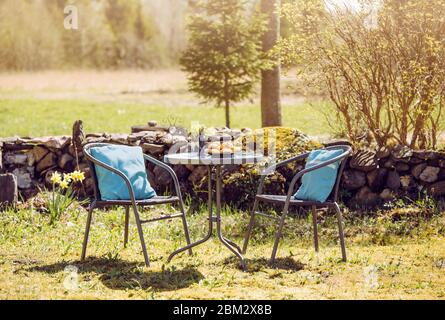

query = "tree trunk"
[224,71,231,128]
[261,0,282,128]
[225,99,231,128]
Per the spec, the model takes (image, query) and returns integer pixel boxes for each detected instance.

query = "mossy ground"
[1,202,445,300]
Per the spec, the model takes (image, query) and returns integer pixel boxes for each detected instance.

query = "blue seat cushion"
[90,145,156,201]
[294,149,343,203]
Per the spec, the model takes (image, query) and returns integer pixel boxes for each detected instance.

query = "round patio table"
[165,152,264,270]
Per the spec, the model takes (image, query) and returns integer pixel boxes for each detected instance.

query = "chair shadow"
[27,257,204,292]
[223,256,305,273]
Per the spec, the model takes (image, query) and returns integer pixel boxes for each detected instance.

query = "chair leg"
[270,207,289,264]
[81,204,94,261]
[242,198,259,254]
[132,204,150,267]
[334,203,347,262]
[312,205,319,252]
[179,199,193,256]
[124,206,130,248]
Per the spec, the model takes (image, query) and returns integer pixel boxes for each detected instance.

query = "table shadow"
[27,257,204,292]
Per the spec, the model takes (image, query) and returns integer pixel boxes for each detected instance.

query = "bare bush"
[279,0,445,150]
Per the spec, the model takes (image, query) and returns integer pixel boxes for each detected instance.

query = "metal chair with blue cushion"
[81,143,192,267]
[242,145,352,264]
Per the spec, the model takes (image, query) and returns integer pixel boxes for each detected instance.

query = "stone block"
[12,168,33,189]
[0,173,18,206]
[342,170,366,190]
[419,166,440,183]
[36,152,57,173]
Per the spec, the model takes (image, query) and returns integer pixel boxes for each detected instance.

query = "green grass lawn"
[0,98,333,138]
[1,201,445,300]
[0,70,335,138]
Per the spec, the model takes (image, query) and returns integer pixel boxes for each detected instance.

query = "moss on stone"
[253,127,322,161]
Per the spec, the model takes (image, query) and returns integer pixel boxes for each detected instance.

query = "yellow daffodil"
[59,179,69,190]
[71,170,85,183]
[63,173,72,183]
[50,172,62,185]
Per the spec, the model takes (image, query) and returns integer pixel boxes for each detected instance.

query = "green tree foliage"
[0,0,62,70]
[278,0,445,150]
[0,0,168,70]
[180,0,269,128]
[104,0,166,68]
[62,0,115,69]
[276,0,326,69]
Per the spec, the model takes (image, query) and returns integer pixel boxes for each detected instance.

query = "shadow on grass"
[27,257,204,292]
[223,256,305,273]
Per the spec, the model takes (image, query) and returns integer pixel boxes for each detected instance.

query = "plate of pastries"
[204,141,242,157]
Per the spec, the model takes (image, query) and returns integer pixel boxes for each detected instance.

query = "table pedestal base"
[168,166,246,270]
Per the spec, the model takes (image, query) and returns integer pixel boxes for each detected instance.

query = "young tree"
[181,0,268,128]
[261,0,282,127]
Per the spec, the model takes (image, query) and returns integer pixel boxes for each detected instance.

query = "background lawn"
[0,99,332,138]
[0,70,334,138]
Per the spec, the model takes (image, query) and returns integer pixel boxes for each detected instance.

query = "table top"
[164,152,264,165]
